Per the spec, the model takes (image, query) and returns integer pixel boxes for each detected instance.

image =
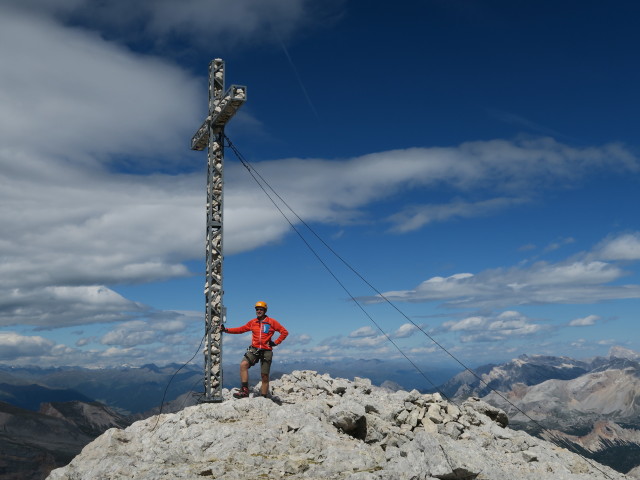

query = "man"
[221,301,288,398]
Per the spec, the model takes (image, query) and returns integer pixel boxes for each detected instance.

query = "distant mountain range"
[44,370,628,480]
[0,400,127,480]
[0,358,458,415]
[438,354,592,399]
[0,363,203,415]
[0,364,202,480]
[483,357,640,428]
[0,357,457,480]
[1,348,639,479]
[0,383,93,411]
[443,347,640,476]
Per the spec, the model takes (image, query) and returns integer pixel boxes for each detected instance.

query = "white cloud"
[363,254,640,309]
[442,316,485,332]
[388,197,526,233]
[9,0,343,51]
[379,274,475,303]
[1,2,639,369]
[596,233,640,261]
[516,261,621,286]
[220,138,640,250]
[0,327,206,367]
[0,5,209,329]
[392,323,419,338]
[543,237,576,253]
[0,332,55,360]
[347,323,422,343]
[569,315,600,327]
[406,345,439,355]
[100,346,146,359]
[139,0,323,47]
[101,329,157,347]
[284,333,312,346]
[99,315,192,347]
[440,311,547,343]
[308,345,333,354]
[1,13,638,330]
[330,333,387,349]
[0,286,144,328]
[0,7,201,164]
[349,326,377,338]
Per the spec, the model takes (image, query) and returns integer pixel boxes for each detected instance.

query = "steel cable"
[225,135,616,479]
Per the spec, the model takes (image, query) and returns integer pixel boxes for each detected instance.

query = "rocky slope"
[482,363,640,474]
[0,400,129,480]
[607,346,640,361]
[545,420,640,456]
[0,382,94,411]
[0,388,199,480]
[47,370,627,480]
[0,364,202,414]
[440,354,590,399]
[544,422,640,477]
[39,401,131,437]
[483,365,640,426]
[628,465,640,479]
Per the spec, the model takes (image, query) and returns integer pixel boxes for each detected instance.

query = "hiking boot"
[233,386,249,399]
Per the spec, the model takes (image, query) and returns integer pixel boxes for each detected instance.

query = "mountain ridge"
[0,401,101,480]
[439,354,591,399]
[46,370,628,480]
[2,349,639,479]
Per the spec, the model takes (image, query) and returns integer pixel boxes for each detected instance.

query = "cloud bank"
[1,2,639,367]
[362,239,640,309]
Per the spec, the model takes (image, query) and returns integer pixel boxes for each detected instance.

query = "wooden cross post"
[191,59,246,402]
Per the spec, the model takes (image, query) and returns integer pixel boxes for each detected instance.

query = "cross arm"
[190,85,247,151]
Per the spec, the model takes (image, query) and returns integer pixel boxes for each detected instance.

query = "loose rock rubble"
[47,370,628,480]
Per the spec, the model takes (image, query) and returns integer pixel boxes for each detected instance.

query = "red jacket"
[225,316,288,350]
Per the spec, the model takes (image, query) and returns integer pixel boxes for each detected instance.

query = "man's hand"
[269,340,277,347]
[220,325,227,333]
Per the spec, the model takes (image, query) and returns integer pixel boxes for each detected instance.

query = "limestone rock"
[464,397,509,427]
[329,399,366,439]
[627,465,640,479]
[47,370,629,480]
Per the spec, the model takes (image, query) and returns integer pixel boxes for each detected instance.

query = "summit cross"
[191,59,246,402]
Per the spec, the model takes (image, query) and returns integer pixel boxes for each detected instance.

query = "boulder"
[47,370,628,480]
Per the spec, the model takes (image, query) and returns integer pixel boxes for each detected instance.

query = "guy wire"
[224,135,616,479]
[150,331,206,433]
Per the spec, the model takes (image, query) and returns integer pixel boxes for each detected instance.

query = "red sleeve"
[225,319,253,335]
[272,319,288,345]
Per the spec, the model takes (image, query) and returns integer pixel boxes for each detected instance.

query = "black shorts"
[243,347,273,375]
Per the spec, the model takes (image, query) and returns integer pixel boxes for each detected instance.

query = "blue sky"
[1,0,639,374]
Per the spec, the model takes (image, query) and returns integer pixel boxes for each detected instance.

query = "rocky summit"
[47,370,628,480]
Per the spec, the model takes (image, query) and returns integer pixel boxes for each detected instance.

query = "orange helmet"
[254,301,268,311]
